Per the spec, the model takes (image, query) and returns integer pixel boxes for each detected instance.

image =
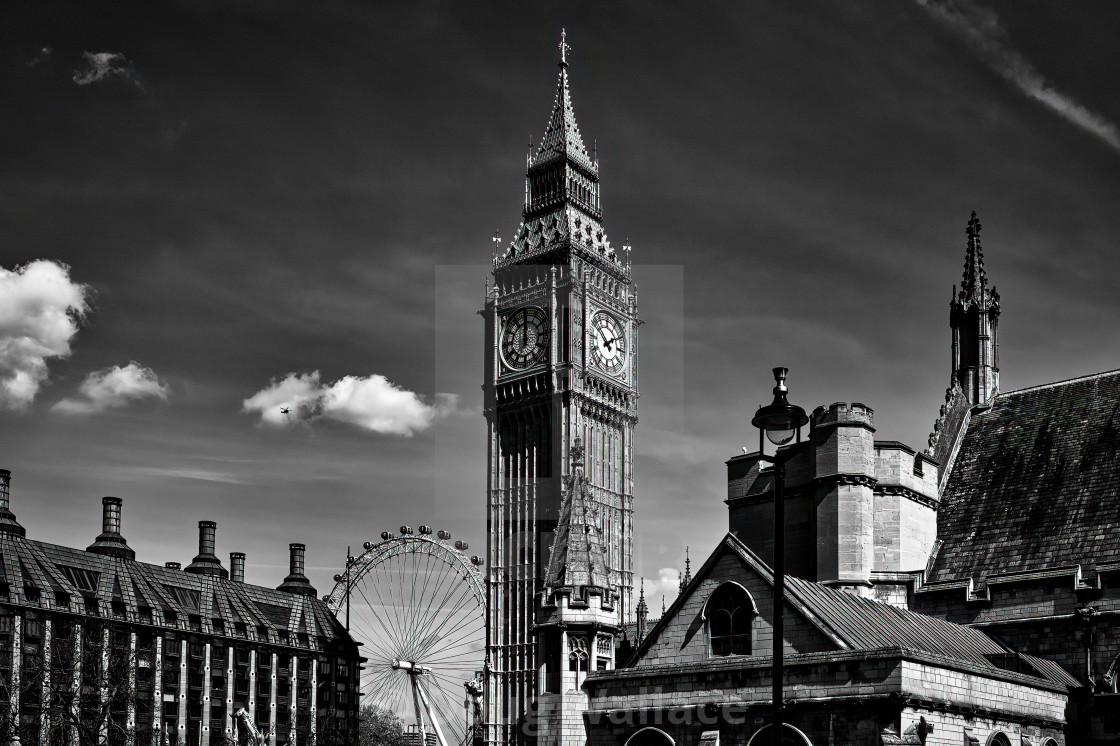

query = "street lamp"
[751,367,808,746]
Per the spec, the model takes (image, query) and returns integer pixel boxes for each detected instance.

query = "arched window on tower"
[704,582,756,657]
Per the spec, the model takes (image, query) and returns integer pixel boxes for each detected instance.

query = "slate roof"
[530,58,594,174]
[545,444,610,591]
[0,533,350,646]
[928,369,1120,584]
[630,533,1078,689]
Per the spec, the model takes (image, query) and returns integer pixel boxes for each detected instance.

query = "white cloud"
[242,371,459,436]
[642,568,683,617]
[0,260,89,410]
[53,362,169,415]
[915,0,1120,154]
[72,51,143,90]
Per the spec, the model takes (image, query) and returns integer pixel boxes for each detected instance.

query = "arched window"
[745,724,814,746]
[986,734,1012,746]
[705,582,756,656]
[625,728,674,746]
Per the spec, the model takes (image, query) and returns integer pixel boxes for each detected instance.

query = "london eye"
[325,527,486,746]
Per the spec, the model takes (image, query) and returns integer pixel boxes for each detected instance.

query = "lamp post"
[751,367,808,746]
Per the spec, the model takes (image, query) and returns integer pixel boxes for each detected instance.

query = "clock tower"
[482,31,637,746]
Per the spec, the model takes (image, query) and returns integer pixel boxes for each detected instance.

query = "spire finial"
[492,228,502,253]
[558,28,570,68]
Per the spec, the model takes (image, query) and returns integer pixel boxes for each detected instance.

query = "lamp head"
[751,367,809,445]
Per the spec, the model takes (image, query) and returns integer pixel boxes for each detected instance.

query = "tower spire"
[950,210,1000,407]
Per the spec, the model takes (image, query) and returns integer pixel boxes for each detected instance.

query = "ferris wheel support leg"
[416,676,452,746]
[411,676,429,746]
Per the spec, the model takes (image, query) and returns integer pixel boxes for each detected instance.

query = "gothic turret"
[951,211,1000,407]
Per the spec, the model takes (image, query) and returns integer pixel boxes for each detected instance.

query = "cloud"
[915,0,1120,154]
[72,51,144,90]
[0,260,89,410]
[642,568,683,616]
[26,46,52,68]
[53,362,169,415]
[242,371,459,436]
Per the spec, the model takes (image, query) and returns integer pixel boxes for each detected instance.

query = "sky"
[1,1,1119,615]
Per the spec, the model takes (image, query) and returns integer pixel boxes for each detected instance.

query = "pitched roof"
[928,369,1120,584]
[629,534,1076,689]
[544,441,610,590]
[0,533,351,645]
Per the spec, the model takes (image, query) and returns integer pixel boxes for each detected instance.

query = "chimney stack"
[277,542,317,596]
[165,562,181,570]
[0,469,26,537]
[230,552,246,583]
[184,520,228,578]
[86,496,135,560]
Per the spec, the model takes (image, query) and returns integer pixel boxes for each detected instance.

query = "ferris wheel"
[326,526,487,746]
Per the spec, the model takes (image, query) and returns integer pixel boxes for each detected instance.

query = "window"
[706,582,756,656]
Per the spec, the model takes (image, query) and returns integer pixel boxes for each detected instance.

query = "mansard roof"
[928,368,1120,586]
[0,532,350,646]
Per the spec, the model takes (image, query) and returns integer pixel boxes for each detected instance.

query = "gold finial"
[558,28,570,68]
[491,228,502,252]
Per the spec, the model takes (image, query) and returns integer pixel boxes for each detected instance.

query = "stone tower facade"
[951,211,1000,408]
[482,32,637,746]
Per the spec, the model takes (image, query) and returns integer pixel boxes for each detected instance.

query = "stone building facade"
[0,474,360,746]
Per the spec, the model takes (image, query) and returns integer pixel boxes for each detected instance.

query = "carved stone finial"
[570,435,585,468]
[558,28,570,68]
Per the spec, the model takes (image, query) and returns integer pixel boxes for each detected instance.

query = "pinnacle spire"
[960,211,989,305]
[531,30,594,173]
[678,547,692,593]
[544,437,611,590]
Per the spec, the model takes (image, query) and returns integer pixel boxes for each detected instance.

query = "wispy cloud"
[0,260,89,410]
[72,51,144,91]
[53,361,169,415]
[915,0,1120,154]
[242,371,459,436]
[642,568,683,617]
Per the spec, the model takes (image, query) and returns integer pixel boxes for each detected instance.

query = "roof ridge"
[998,367,1120,398]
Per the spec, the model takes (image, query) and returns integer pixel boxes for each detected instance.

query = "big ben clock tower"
[481,31,637,746]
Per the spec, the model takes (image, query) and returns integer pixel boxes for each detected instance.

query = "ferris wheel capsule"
[333,574,343,582]
[380,531,392,540]
[455,540,468,551]
[419,525,433,535]
[400,526,413,535]
[437,530,451,540]
[363,541,372,550]
[471,556,484,566]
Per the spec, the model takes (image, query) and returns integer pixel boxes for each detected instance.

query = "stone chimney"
[86,496,136,560]
[165,562,182,570]
[0,469,26,537]
[277,543,317,596]
[230,552,246,583]
[184,520,228,578]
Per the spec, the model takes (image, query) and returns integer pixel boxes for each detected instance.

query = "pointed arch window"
[705,582,756,656]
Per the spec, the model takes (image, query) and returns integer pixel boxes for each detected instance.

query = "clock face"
[501,307,549,370]
[589,311,627,375]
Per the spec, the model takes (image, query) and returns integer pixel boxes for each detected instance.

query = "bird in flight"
[280,407,290,414]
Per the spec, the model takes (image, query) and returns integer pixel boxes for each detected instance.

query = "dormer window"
[705,582,757,657]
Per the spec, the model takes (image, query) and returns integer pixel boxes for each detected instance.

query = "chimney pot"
[87,496,134,560]
[184,520,228,578]
[230,552,246,583]
[277,541,317,597]
[0,469,25,537]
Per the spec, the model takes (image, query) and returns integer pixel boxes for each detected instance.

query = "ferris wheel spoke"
[327,534,485,742]
[419,607,483,660]
[354,583,405,659]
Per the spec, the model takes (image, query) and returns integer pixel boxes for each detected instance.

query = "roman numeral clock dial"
[500,307,548,370]
[590,311,627,376]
